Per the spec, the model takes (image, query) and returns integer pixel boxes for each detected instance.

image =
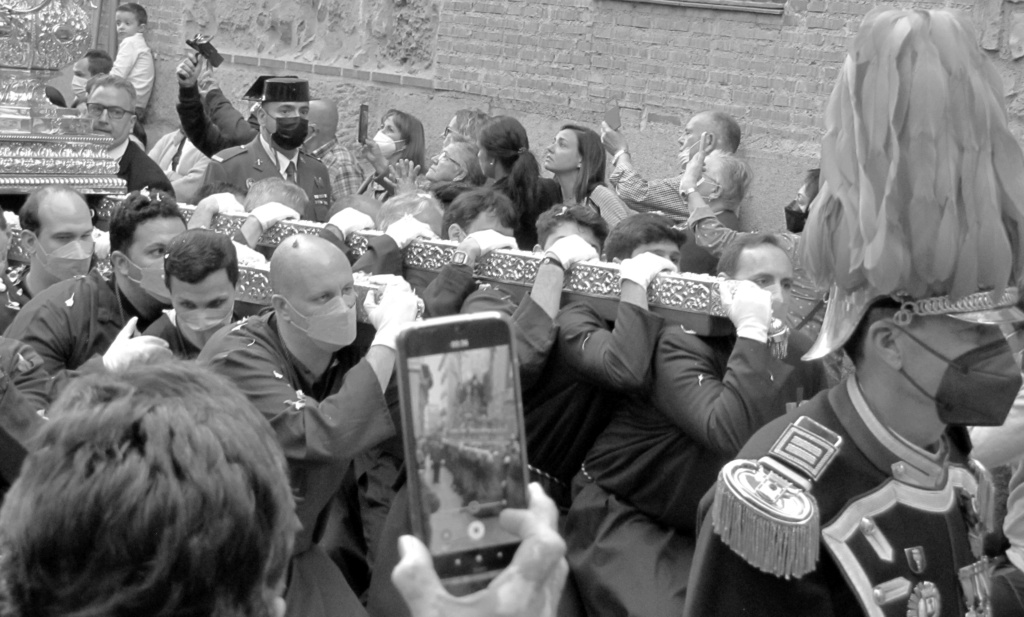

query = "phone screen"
[358,104,369,144]
[604,106,621,131]
[400,318,528,577]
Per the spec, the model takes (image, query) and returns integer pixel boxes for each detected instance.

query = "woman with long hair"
[477,116,561,249]
[544,124,633,227]
[360,109,427,199]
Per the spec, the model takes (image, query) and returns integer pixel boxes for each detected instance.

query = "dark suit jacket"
[176,84,258,159]
[120,141,174,196]
[203,137,333,221]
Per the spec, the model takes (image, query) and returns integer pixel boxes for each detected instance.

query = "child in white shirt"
[110,3,154,118]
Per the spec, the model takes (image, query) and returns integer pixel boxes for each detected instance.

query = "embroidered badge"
[767,416,841,481]
[906,581,940,617]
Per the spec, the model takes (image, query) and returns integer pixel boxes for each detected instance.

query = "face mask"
[71,75,88,100]
[280,295,357,350]
[176,305,234,345]
[177,305,233,334]
[679,140,701,166]
[784,200,809,234]
[269,116,309,151]
[123,255,171,304]
[373,131,405,158]
[897,327,1023,426]
[35,237,93,281]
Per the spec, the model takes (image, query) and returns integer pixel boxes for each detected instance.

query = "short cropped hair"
[83,49,113,76]
[20,186,88,235]
[164,229,239,291]
[446,141,486,186]
[706,152,753,210]
[115,2,148,24]
[0,362,298,617]
[87,73,137,109]
[602,213,686,262]
[450,109,491,144]
[110,190,185,256]
[378,191,443,232]
[842,298,901,365]
[706,111,742,153]
[243,177,308,216]
[536,204,609,250]
[716,233,785,277]
[443,188,517,237]
[194,181,246,205]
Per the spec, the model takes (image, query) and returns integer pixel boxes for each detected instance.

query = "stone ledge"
[221,54,438,91]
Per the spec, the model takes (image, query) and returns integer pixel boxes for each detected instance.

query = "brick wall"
[134,0,1024,231]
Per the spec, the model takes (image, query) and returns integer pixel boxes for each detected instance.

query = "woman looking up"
[361,109,427,200]
[544,124,633,228]
[477,116,561,249]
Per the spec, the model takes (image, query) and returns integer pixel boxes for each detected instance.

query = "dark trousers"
[992,560,1024,617]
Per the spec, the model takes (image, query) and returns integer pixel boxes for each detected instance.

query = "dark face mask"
[784,200,808,234]
[270,116,309,151]
[897,327,1022,426]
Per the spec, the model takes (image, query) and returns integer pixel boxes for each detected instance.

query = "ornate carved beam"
[8,205,734,335]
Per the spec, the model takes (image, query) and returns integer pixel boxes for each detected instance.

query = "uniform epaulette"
[711,415,842,580]
[211,145,248,163]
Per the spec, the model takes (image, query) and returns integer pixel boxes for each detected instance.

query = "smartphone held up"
[396,313,530,590]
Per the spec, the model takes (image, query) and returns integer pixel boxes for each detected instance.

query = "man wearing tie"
[202,76,333,221]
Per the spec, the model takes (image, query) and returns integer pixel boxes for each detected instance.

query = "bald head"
[270,234,352,299]
[305,99,339,153]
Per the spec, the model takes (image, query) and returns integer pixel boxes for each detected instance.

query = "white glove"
[365,280,422,350]
[465,229,517,257]
[92,229,111,260]
[328,208,375,239]
[720,280,772,343]
[619,252,678,288]
[385,216,437,249]
[544,235,598,269]
[102,317,172,372]
[3,211,18,229]
[249,202,299,231]
[196,192,245,214]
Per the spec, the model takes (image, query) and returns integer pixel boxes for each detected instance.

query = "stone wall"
[63,0,1024,232]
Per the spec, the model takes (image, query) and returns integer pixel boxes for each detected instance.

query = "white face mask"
[71,74,88,100]
[373,131,405,158]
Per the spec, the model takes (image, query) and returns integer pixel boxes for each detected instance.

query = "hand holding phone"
[358,104,370,144]
[396,313,531,590]
[392,483,568,617]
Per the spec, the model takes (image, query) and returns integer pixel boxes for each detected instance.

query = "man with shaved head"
[199,234,420,617]
[305,99,366,201]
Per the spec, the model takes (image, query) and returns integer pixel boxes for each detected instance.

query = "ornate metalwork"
[0,0,91,75]
[0,133,124,194]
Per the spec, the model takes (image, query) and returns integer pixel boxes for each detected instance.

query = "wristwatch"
[451,250,471,266]
[681,186,697,197]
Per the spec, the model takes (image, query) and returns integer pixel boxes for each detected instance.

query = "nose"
[767,284,789,314]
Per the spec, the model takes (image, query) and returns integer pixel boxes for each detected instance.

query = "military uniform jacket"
[198,312,398,554]
[3,270,153,375]
[0,337,54,495]
[203,136,332,221]
[0,265,30,334]
[684,377,988,617]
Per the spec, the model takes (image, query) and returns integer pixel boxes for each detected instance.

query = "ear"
[21,230,37,253]
[110,250,131,277]
[709,185,723,201]
[533,243,542,253]
[612,257,621,264]
[270,294,289,321]
[867,319,904,370]
[449,224,465,243]
[453,170,466,183]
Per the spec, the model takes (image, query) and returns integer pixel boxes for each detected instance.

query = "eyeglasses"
[442,126,464,141]
[85,103,134,120]
[437,150,465,171]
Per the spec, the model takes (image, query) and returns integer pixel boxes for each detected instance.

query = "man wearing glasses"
[86,74,173,195]
[202,77,333,222]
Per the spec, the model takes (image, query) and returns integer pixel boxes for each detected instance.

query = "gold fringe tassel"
[711,472,820,580]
